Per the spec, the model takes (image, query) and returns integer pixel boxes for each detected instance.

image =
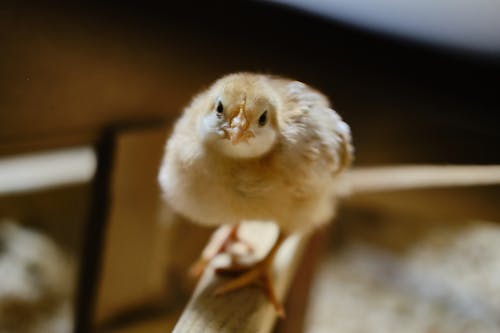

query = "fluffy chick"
[159,72,353,314]
[160,73,352,233]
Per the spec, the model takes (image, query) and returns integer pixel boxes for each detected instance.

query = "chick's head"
[198,73,280,159]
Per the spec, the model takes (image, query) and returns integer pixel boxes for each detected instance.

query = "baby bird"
[159,72,353,315]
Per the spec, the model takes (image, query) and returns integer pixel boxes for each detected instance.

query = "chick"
[159,72,353,315]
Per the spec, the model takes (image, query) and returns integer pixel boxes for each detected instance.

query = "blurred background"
[0,1,499,332]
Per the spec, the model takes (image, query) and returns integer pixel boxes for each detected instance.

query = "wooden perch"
[347,165,500,194]
[172,222,310,333]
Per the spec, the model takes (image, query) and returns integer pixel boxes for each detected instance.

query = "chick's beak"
[227,107,254,145]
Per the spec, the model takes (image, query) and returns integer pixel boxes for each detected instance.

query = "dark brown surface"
[1,1,499,164]
[75,130,116,333]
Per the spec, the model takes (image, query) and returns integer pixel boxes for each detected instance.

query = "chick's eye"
[216,101,224,114]
[258,110,268,127]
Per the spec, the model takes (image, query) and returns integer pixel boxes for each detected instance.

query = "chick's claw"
[213,259,285,318]
[213,233,286,317]
[188,257,210,279]
[189,224,253,279]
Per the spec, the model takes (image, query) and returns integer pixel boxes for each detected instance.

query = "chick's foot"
[213,234,286,317]
[189,224,253,278]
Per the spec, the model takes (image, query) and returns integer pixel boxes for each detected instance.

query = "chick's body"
[159,73,353,234]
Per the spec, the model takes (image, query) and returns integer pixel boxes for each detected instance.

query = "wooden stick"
[347,165,500,194]
[172,223,309,333]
